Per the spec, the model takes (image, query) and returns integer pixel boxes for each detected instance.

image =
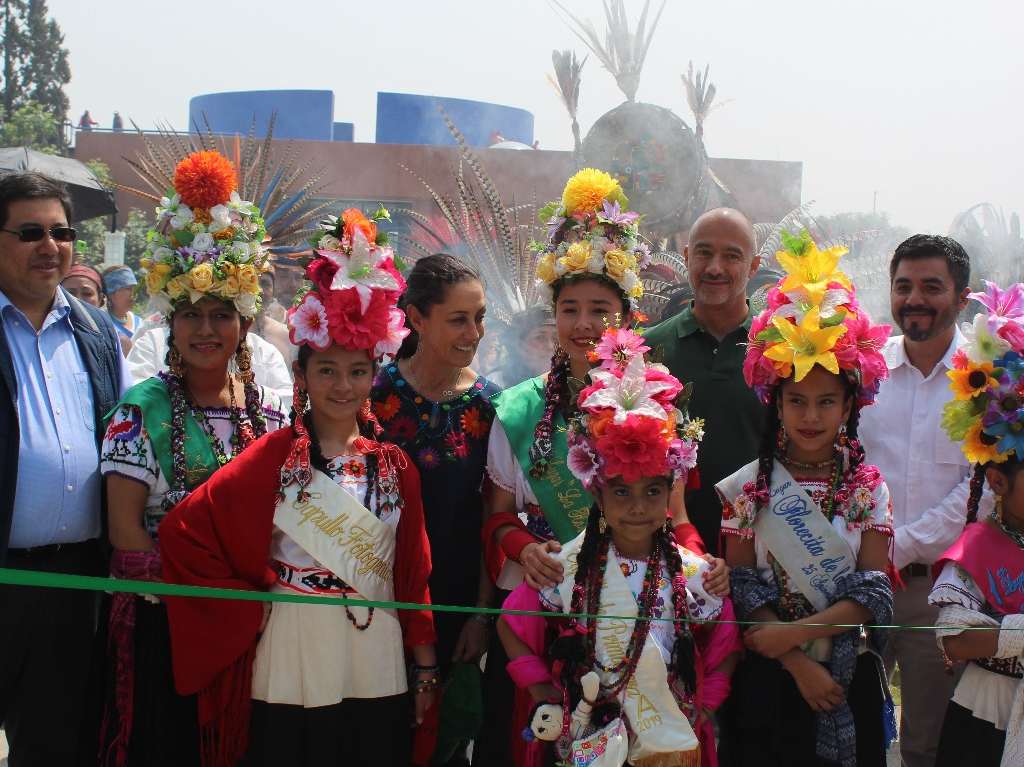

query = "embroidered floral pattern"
[371,363,497,472]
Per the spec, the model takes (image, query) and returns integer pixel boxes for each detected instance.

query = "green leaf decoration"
[820,310,848,328]
[537,200,560,224]
[779,228,812,256]
[756,326,785,343]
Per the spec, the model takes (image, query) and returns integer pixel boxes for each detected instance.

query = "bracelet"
[414,677,440,694]
[471,613,494,626]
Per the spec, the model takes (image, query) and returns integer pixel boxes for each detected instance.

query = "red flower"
[306,256,339,293]
[373,393,402,422]
[387,415,418,441]
[323,286,392,352]
[595,416,669,482]
[851,463,883,491]
[445,430,470,458]
[460,407,490,439]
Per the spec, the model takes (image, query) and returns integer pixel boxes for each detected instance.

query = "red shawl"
[159,427,435,766]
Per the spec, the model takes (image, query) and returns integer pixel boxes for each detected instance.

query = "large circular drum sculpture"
[581,101,708,237]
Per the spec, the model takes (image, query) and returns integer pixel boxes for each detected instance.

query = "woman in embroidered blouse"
[159,207,437,767]
[716,232,895,767]
[96,150,283,767]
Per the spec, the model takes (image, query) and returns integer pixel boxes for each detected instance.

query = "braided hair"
[967,455,1024,523]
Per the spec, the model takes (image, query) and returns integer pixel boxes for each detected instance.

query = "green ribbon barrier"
[0,567,1014,632]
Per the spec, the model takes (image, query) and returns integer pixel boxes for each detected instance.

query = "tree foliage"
[1,0,70,150]
[76,159,150,275]
[0,98,57,150]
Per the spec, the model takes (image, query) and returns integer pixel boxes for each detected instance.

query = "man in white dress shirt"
[858,234,976,767]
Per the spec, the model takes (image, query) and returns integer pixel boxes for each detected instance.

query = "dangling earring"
[235,340,254,385]
[166,340,186,379]
[996,494,1005,522]
[834,423,849,451]
[292,381,308,420]
[776,424,789,455]
[598,515,607,534]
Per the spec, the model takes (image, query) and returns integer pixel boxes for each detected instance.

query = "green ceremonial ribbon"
[0,568,1015,632]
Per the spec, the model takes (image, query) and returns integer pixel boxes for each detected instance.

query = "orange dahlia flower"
[173,151,237,210]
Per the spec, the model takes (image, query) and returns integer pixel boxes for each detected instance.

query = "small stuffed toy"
[528,670,601,743]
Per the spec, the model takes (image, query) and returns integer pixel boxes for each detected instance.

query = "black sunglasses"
[1,225,77,243]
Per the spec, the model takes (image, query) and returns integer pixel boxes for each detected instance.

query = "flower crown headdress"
[287,206,409,358]
[534,168,652,309]
[140,150,269,318]
[743,230,891,406]
[942,281,1024,465]
[565,326,703,489]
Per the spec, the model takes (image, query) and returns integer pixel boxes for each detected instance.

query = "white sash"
[273,469,396,603]
[753,462,856,613]
[554,534,699,764]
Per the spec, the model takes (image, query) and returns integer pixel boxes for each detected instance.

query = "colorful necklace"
[189,380,243,467]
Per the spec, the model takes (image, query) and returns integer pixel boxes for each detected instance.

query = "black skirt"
[717,651,886,767]
[99,598,200,766]
[243,694,412,767]
[935,700,1007,767]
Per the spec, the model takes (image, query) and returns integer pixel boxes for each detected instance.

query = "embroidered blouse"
[100,385,286,537]
[719,464,894,587]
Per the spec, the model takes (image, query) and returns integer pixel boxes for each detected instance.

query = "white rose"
[209,204,231,231]
[170,205,194,230]
[234,292,258,317]
[622,270,640,291]
[230,241,253,261]
[191,232,215,252]
[587,252,605,273]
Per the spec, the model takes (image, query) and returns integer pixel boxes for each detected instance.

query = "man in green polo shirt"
[644,208,765,554]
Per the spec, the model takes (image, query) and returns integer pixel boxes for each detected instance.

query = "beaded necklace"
[997,512,1024,550]
[190,382,243,467]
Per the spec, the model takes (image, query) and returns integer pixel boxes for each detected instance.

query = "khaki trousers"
[883,573,960,767]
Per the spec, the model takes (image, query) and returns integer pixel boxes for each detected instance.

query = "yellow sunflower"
[561,168,628,216]
[948,361,998,400]
[963,421,1010,465]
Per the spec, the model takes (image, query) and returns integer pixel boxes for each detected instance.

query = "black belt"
[901,562,930,578]
[6,539,98,562]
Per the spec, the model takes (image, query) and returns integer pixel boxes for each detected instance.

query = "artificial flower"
[288,292,331,350]
[374,308,410,357]
[962,421,1011,464]
[961,313,1011,362]
[971,281,1024,326]
[341,208,377,244]
[998,321,1024,352]
[603,249,636,281]
[233,292,258,317]
[582,353,675,423]
[536,252,558,284]
[764,308,847,382]
[237,263,260,293]
[209,204,231,232]
[318,234,342,253]
[328,229,401,312]
[667,438,698,472]
[985,418,1024,459]
[567,442,602,488]
[561,168,627,216]
[191,232,215,252]
[948,360,998,400]
[173,150,237,210]
[598,199,640,227]
[776,237,852,306]
[595,416,669,482]
[942,398,982,441]
[145,269,168,294]
[832,311,891,390]
[188,263,215,292]
[592,327,650,370]
[323,285,392,352]
[560,241,592,272]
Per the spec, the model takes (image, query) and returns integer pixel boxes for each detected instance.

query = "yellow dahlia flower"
[561,168,627,216]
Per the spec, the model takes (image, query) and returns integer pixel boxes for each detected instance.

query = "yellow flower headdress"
[744,230,891,405]
[139,150,268,318]
[533,168,651,308]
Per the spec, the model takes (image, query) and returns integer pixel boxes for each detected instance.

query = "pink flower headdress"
[743,229,891,406]
[286,206,409,358]
[565,326,703,489]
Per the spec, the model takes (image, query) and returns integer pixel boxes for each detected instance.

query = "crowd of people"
[0,156,1020,767]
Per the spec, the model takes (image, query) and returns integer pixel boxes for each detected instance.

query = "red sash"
[938,521,1024,616]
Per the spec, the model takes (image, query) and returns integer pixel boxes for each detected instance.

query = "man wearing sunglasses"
[0,172,131,765]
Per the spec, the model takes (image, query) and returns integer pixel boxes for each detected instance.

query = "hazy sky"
[54,0,1022,233]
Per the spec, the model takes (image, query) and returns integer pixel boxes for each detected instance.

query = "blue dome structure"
[375,92,533,147]
[189,90,337,141]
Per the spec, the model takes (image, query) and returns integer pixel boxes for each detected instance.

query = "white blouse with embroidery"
[100,385,285,537]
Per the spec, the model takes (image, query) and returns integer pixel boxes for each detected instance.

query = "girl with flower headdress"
[715,231,896,767]
[97,150,286,767]
[929,281,1024,767]
[157,206,437,767]
[496,325,741,767]
[480,168,729,766]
